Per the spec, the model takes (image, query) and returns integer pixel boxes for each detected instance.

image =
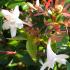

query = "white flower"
[36,0,39,7]
[1,6,30,37]
[40,38,69,70]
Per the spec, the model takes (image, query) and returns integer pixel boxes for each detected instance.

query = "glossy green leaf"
[67,62,70,70]
[26,37,37,61]
[6,1,24,8]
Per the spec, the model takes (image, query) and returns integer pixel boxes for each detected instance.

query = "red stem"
[0,51,16,55]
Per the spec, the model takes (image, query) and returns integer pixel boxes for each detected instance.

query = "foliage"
[0,0,70,70]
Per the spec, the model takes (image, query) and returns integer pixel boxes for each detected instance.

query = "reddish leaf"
[64,20,70,27]
[62,13,70,17]
[45,0,52,8]
[55,0,59,6]
[63,4,70,12]
[60,0,65,6]
[51,31,67,42]
[54,24,61,34]
[52,16,56,21]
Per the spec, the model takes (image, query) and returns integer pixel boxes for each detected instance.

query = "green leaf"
[8,63,17,67]
[15,51,36,65]
[6,1,24,9]
[67,62,70,70]
[21,3,29,11]
[62,35,69,46]
[67,41,70,47]
[65,0,70,3]
[56,14,63,22]
[26,37,37,61]
[54,64,57,70]
[0,0,9,8]
[0,17,3,31]
[52,42,57,53]
[8,40,19,46]
[32,15,44,28]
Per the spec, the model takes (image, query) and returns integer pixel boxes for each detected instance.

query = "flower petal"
[36,0,39,7]
[40,60,55,70]
[1,9,11,20]
[56,58,67,64]
[15,19,23,29]
[2,20,10,30]
[57,54,69,59]
[10,27,17,37]
[47,38,56,59]
[12,5,20,18]
[39,59,44,65]
[40,61,49,70]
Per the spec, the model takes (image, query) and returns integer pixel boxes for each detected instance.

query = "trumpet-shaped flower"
[40,38,69,70]
[1,6,30,37]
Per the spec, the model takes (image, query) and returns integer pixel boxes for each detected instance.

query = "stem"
[0,51,16,55]
[66,26,68,35]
